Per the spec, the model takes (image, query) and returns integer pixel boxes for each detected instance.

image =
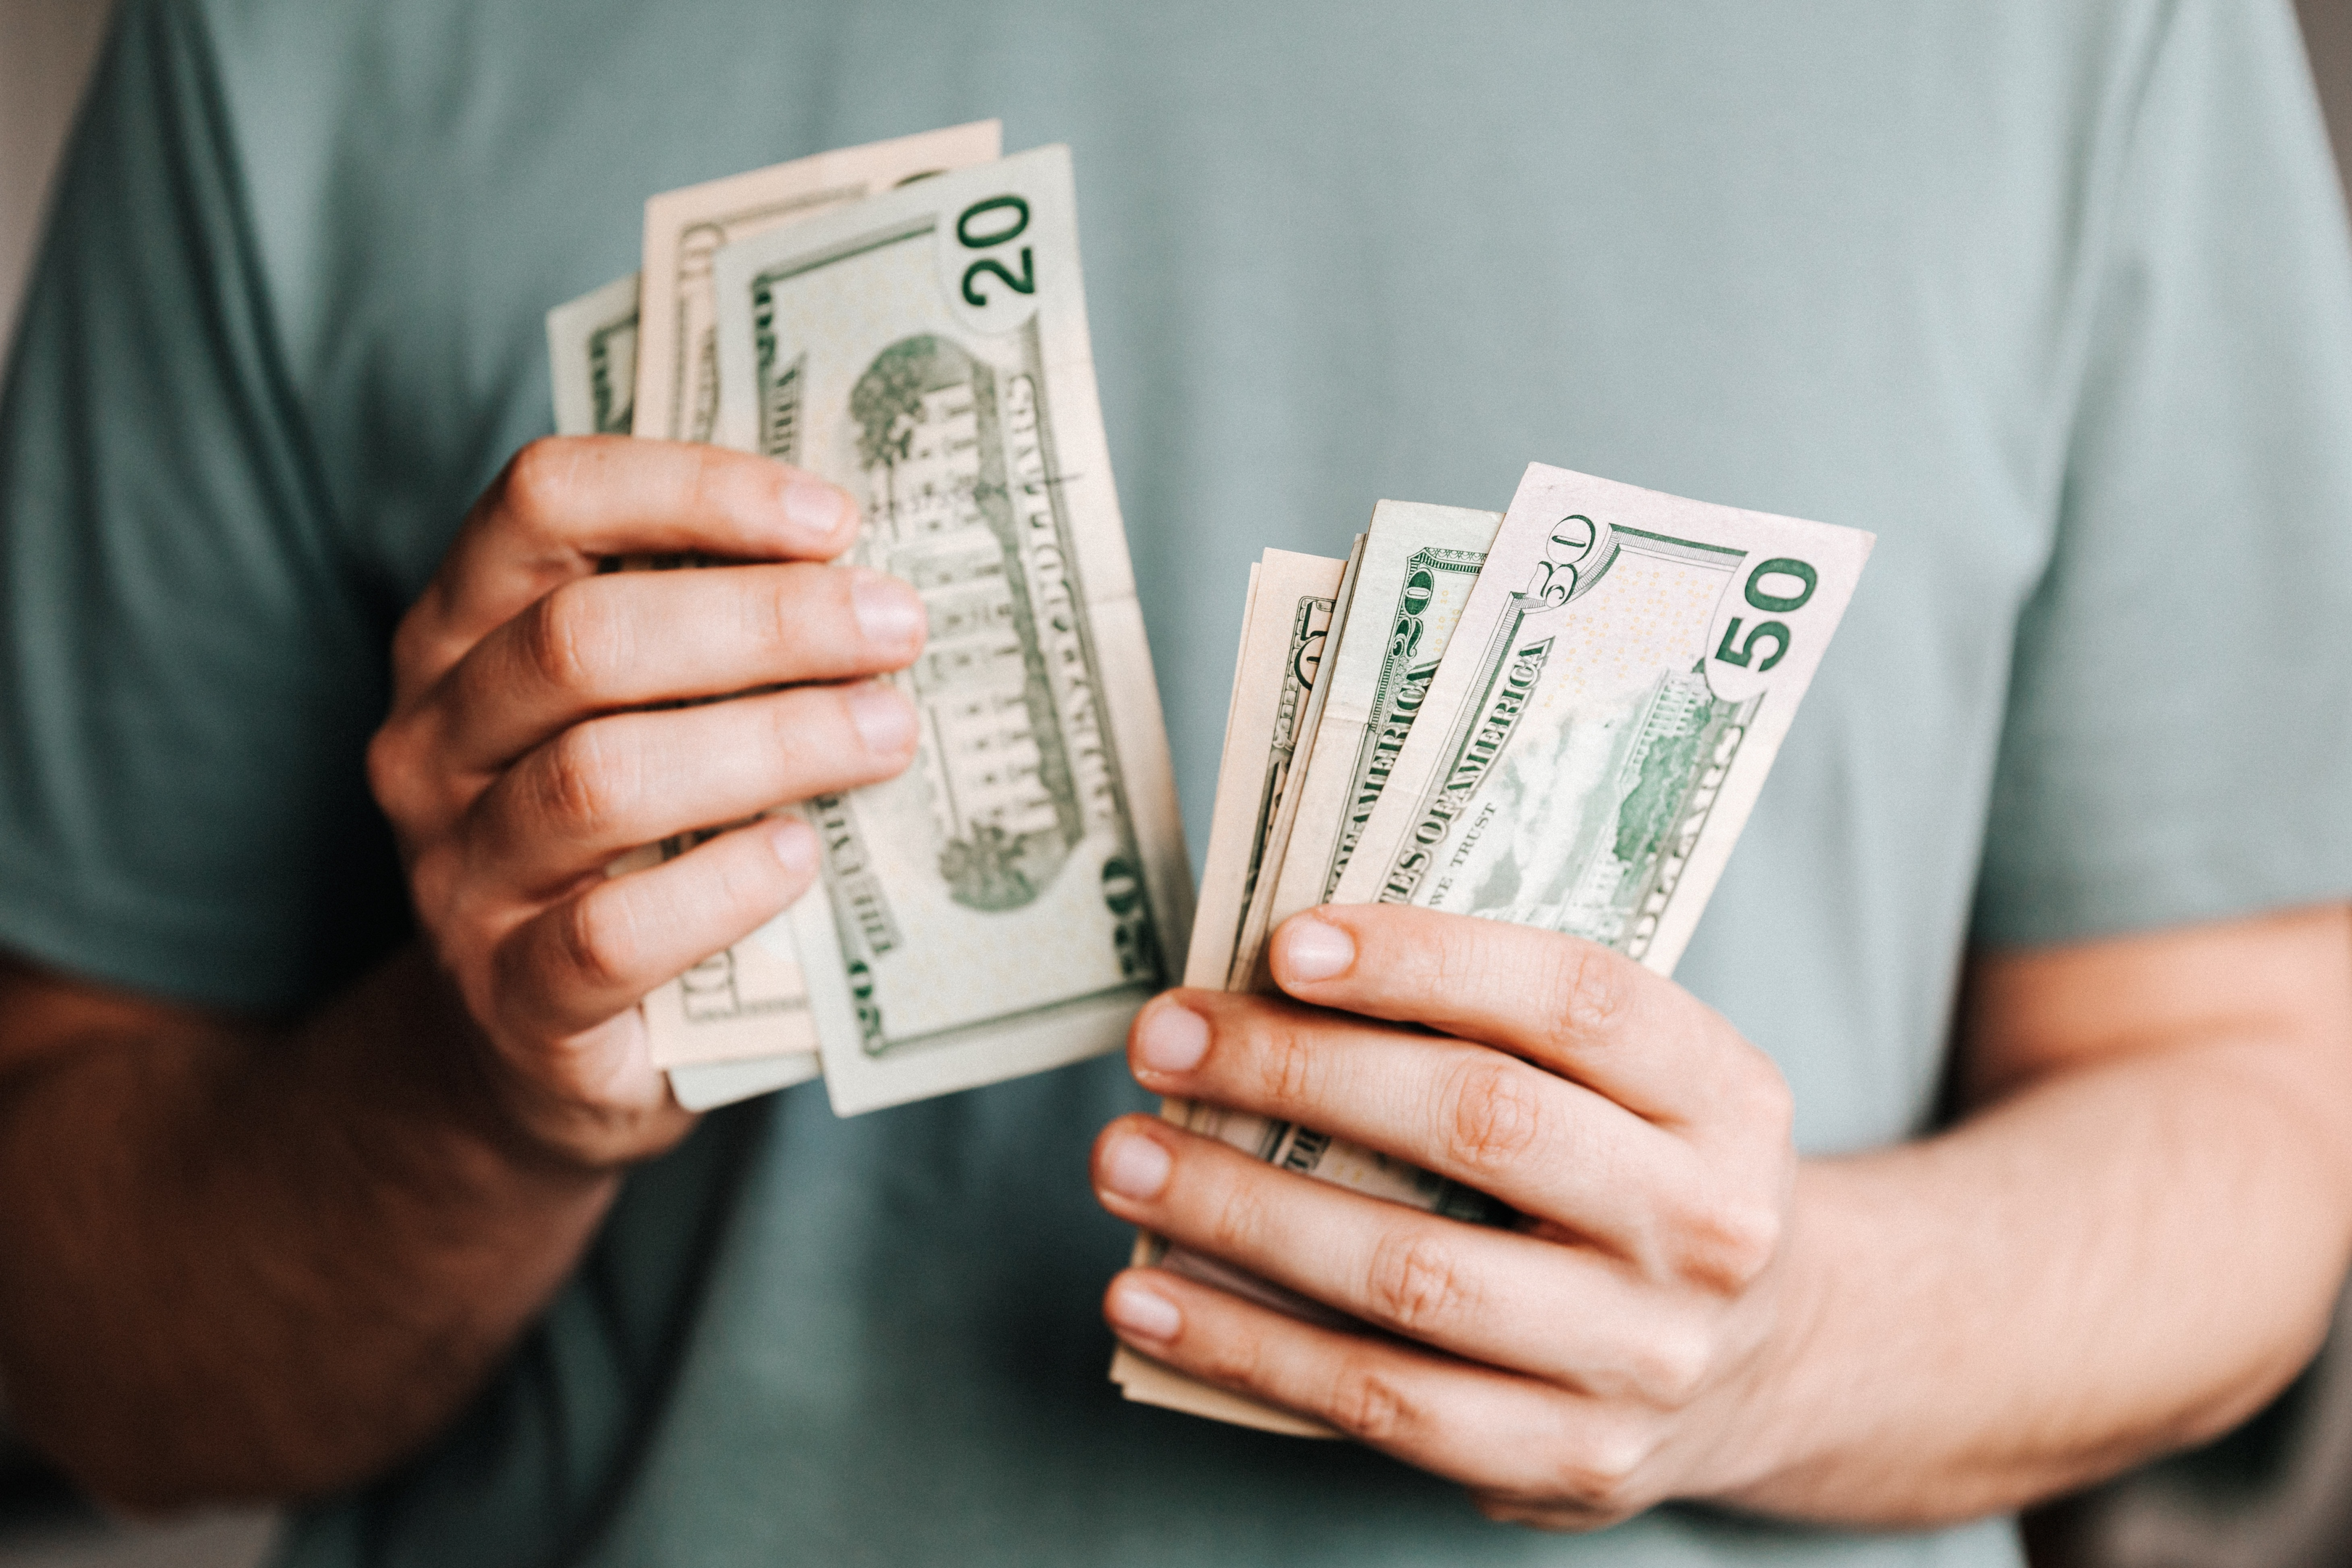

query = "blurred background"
[3,1,2351,1564]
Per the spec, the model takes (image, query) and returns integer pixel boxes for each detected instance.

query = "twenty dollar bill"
[1237,499,1501,990]
[712,144,1191,1115]
[547,271,641,438]
[637,121,1000,446]
[547,272,822,1107]
[552,125,1005,1109]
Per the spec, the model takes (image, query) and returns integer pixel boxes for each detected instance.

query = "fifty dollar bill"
[1220,537,1365,990]
[1121,469,1871,1431]
[1235,500,1501,989]
[1334,464,1872,953]
[1114,544,1360,1434]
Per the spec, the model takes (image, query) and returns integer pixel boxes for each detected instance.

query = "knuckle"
[1187,1309,1268,1388]
[404,847,464,934]
[1550,1417,1654,1512]
[1323,1355,1415,1444]
[1442,1058,1546,1175]
[1185,1331,1253,1391]
[1550,941,1633,1044]
[388,603,436,686]
[685,443,730,515]
[534,724,635,841]
[525,581,626,694]
[364,724,415,816]
[367,718,457,833]
[1364,1228,1474,1337]
[1472,1494,1574,1531]
[689,444,775,542]
[760,568,814,653]
[1254,1017,1326,1109]
[765,690,833,777]
[558,886,644,992]
[1418,918,1487,1001]
[502,437,575,528]
[1205,1174,1275,1259]
[1630,1318,1716,1408]
[1681,1193,1784,1290]
[706,825,785,910]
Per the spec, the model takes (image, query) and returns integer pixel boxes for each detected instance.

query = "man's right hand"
[365,436,925,1171]
[0,436,927,1506]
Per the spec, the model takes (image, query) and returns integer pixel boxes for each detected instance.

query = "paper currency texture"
[1239,499,1501,990]
[547,271,642,438]
[547,274,822,1104]
[1334,463,1873,972]
[635,121,1000,445]
[1222,536,1365,992]
[551,126,1005,1108]
[712,145,1191,1115]
[1114,544,1347,1435]
[1120,470,1871,1432]
[1180,550,1346,992]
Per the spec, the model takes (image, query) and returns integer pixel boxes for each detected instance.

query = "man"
[3,2,2351,1564]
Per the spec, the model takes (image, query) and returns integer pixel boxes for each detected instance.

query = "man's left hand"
[1092,905,1797,1529]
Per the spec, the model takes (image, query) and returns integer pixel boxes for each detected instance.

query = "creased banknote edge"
[1180,562,1267,988]
[1110,1346,1336,1439]
[698,146,1191,1114]
[632,121,1004,443]
[1226,534,1367,992]
[1254,502,1503,959]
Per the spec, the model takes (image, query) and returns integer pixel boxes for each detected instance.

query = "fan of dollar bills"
[547,121,1197,1118]
[544,126,1872,1432]
[1111,467,1872,1429]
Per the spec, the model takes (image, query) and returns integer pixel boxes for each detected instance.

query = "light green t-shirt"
[7,2,2352,1564]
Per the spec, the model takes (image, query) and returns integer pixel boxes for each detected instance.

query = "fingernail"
[1135,1001,1209,1074]
[1099,1130,1172,1201]
[1276,913,1355,984]
[845,682,916,754]
[769,817,818,878]
[1106,1277,1181,1342]
[782,478,852,539]
[849,570,925,646]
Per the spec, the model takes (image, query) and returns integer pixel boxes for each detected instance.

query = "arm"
[0,946,617,1509]
[1092,901,2352,1529]
[1741,903,2352,1521]
[0,438,924,1511]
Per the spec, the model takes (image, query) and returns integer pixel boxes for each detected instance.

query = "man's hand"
[1094,903,2352,1530]
[1090,906,1792,1527]
[0,436,929,1507]
[367,436,923,1168]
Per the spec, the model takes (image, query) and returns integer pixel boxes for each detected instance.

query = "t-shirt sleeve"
[1974,0,2352,947]
[0,0,407,1011]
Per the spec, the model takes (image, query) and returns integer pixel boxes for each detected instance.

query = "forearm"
[1717,1037,2352,1526]
[0,944,619,1508]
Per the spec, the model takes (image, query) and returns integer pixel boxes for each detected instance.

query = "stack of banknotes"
[547,121,1195,1117]
[1109,466,1872,1430]
[544,123,1875,1432]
